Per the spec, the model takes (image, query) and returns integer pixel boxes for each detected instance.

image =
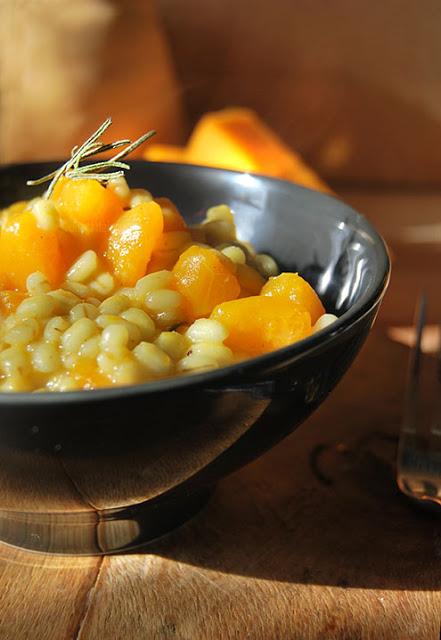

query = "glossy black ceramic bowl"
[0,161,390,554]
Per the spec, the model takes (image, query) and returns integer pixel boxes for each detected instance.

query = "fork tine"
[397,295,441,510]
[402,293,427,434]
[429,323,441,439]
[435,323,441,381]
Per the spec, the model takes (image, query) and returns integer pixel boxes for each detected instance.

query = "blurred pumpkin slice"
[144,107,330,194]
[146,144,187,163]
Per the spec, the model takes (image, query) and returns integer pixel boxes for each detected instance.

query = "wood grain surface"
[0,191,440,639]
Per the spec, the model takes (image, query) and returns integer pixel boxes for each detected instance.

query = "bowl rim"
[0,160,391,406]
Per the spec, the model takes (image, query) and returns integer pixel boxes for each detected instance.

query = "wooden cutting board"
[0,192,440,639]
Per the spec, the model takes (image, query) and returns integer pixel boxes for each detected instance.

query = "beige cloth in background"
[0,0,185,163]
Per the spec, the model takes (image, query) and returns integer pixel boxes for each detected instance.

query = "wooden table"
[0,190,440,640]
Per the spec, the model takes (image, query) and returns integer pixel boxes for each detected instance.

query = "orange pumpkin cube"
[261,272,325,324]
[146,212,190,274]
[106,201,164,286]
[155,231,192,252]
[155,197,187,232]
[173,246,240,320]
[0,210,65,290]
[211,296,312,356]
[147,250,181,273]
[52,178,123,235]
[236,263,266,296]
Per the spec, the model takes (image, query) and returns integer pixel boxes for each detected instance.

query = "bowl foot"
[0,486,213,555]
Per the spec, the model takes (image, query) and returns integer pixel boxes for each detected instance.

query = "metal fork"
[397,294,441,511]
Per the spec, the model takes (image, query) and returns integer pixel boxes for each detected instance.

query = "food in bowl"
[0,120,336,392]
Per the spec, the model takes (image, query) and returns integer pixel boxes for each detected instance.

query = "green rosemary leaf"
[26,118,156,198]
[69,171,125,181]
[68,160,130,175]
[110,130,156,162]
[27,173,58,186]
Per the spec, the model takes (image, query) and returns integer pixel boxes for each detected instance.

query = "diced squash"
[236,263,266,296]
[1,201,27,220]
[261,272,325,324]
[155,198,187,232]
[0,273,9,290]
[147,229,191,273]
[185,108,331,193]
[106,201,164,286]
[0,210,65,290]
[147,250,181,273]
[52,178,123,235]
[173,245,240,320]
[0,291,26,316]
[211,296,311,356]
[57,229,83,272]
[144,144,187,163]
[155,231,191,252]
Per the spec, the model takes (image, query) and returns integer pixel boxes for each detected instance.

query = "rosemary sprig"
[27,117,156,198]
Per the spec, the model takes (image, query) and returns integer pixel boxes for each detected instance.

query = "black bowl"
[0,161,389,554]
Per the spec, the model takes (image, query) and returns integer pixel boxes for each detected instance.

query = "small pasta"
[88,273,115,298]
[120,308,155,340]
[144,289,182,313]
[177,354,218,372]
[26,272,51,295]
[187,342,234,366]
[16,295,56,319]
[313,313,338,333]
[0,175,331,392]
[31,343,61,373]
[135,271,174,296]
[66,250,98,283]
[100,324,130,355]
[3,319,40,345]
[186,319,228,344]
[133,342,171,376]
[154,331,188,360]
[99,294,131,315]
[221,246,246,265]
[61,318,98,352]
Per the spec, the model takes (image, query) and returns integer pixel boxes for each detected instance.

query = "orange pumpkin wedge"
[211,296,312,356]
[261,272,325,324]
[0,210,65,290]
[155,197,187,232]
[236,263,266,296]
[173,245,240,320]
[106,201,164,286]
[185,108,331,193]
[147,250,182,273]
[52,177,123,236]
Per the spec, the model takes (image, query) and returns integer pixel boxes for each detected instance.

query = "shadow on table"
[146,428,441,591]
